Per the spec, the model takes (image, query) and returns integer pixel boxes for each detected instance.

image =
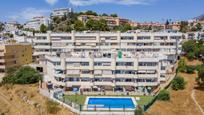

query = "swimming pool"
[85,97,136,110]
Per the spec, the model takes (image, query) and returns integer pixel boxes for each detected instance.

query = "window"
[121,36,134,40]
[138,62,157,66]
[116,62,133,66]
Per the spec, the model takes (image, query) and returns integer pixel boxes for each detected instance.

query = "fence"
[53,91,136,113]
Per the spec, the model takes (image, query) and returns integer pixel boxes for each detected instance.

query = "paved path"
[191,90,204,115]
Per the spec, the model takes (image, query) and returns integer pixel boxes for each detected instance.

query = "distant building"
[137,22,165,30]
[0,43,32,73]
[78,15,131,27]
[24,16,49,31]
[4,21,19,32]
[166,22,181,31]
[50,8,73,18]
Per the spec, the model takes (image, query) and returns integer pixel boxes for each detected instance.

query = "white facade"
[51,8,73,18]
[4,21,19,32]
[24,16,49,31]
[33,31,182,93]
[186,32,204,40]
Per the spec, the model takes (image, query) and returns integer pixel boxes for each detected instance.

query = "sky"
[0,0,204,23]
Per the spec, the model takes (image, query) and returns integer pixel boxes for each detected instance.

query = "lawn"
[63,95,154,106]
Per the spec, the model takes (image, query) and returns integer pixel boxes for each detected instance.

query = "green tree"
[3,66,42,84]
[40,24,47,33]
[85,10,98,16]
[86,19,99,30]
[74,20,85,31]
[110,14,118,17]
[101,13,108,16]
[171,76,186,90]
[180,21,189,33]
[197,65,204,87]
[157,90,170,101]
[195,23,202,31]
[187,52,195,60]
[98,19,109,31]
[0,22,4,32]
[182,40,197,53]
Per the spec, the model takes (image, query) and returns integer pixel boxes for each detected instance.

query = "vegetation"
[2,66,42,84]
[185,65,195,74]
[171,76,186,90]
[74,20,85,31]
[46,100,61,114]
[49,10,134,32]
[113,23,132,32]
[40,24,47,33]
[197,65,204,87]
[85,19,109,31]
[135,106,143,115]
[182,40,204,60]
[177,57,187,72]
[3,33,14,38]
[157,90,170,101]
[179,21,189,33]
[0,22,4,32]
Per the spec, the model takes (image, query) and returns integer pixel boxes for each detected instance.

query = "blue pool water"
[88,98,136,109]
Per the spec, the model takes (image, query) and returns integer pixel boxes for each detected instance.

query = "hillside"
[195,14,204,20]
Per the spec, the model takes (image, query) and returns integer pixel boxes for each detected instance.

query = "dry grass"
[0,84,76,115]
[146,59,204,115]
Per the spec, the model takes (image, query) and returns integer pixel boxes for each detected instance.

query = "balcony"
[66,81,93,87]
[115,82,135,86]
[94,81,115,86]
[137,74,158,78]
[137,82,159,86]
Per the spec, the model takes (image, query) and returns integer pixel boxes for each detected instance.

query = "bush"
[157,90,170,101]
[177,58,186,72]
[135,106,143,115]
[185,66,195,74]
[197,65,204,87]
[187,52,195,60]
[46,100,61,114]
[171,76,186,90]
[2,66,42,84]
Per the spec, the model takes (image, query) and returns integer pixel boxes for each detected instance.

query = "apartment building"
[33,31,182,93]
[45,51,173,93]
[24,16,49,31]
[50,8,73,18]
[78,15,131,27]
[186,32,204,40]
[4,21,19,32]
[0,43,32,73]
[33,31,182,62]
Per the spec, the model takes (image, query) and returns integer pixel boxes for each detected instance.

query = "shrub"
[171,76,186,90]
[185,66,195,74]
[177,58,186,72]
[3,66,42,84]
[157,90,170,101]
[46,100,61,114]
[135,106,143,115]
[187,52,195,60]
[197,65,204,87]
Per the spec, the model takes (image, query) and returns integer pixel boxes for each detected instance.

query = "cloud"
[45,0,58,5]
[68,0,153,6]
[9,8,50,22]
